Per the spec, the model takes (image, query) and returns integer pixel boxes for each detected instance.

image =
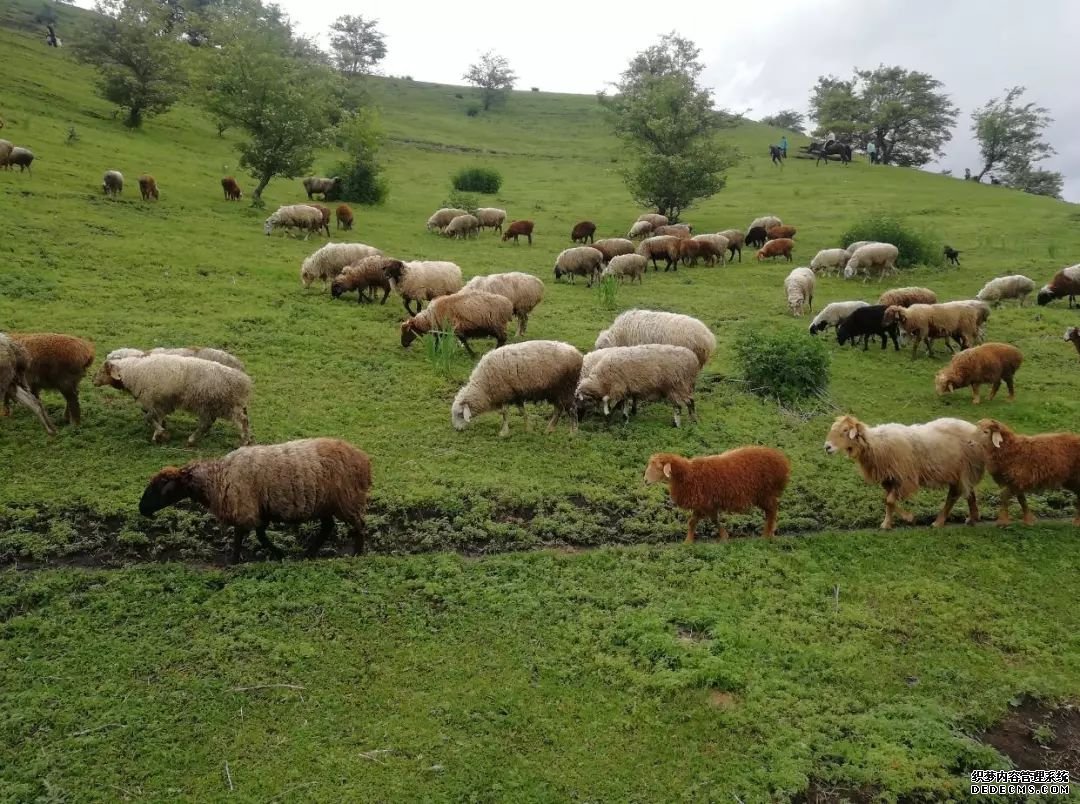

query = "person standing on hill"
[867,140,877,164]
[779,135,788,158]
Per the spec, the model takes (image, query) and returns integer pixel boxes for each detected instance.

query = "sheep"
[5,146,34,173]
[475,207,507,233]
[716,229,744,262]
[221,176,243,201]
[330,256,392,305]
[502,220,534,244]
[676,238,707,267]
[809,300,869,335]
[264,205,325,239]
[885,302,988,359]
[824,414,985,529]
[93,354,252,446]
[941,300,991,345]
[105,346,245,372]
[451,341,583,436]
[636,235,680,272]
[844,243,899,279]
[302,176,340,200]
[0,139,11,168]
[574,344,700,427]
[745,226,768,249]
[399,290,514,356]
[844,240,878,257]
[934,343,1023,404]
[591,238,635,263]
[878,287,937,308]
[627,220,654,239]
[944,246,961,265]
[810,248,849,276]
[643,447,790,541]
[971,419,1080,526]
[637,213,669,228]
[102,170,123,196]
[3,334,94,425]
[748,215,782,233]
[300,242,383,288]
[427,208,467,232]
[0,334,55,435]
[311,204,332,237]
[601,254,647,285]
[594,309,715,368]
[975,275,1036,307]
[766,225,796,240]
[836,305,900,351]
[135,174,159,201]
[462,272,545,335]
[335,204,354,231]
[554,246,604,285]
[571,221,597,244]
[784,267,815,316]
[383,260,464,315]
[1036,265,1080,307]
[690,234,728,266]
[138,438,371,563]
[1064,327,1080,360]
[756,238,794,262]
[444,213,481,239]
[654,224,692,239]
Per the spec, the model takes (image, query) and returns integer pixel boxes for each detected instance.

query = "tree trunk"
[975,164,992,183]
[252,173,273,201]
[125,106,143,128]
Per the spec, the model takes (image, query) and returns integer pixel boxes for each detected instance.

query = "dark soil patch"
[979,697,1080,774]
[791,779,881,803]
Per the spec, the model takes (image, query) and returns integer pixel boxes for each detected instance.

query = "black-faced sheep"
[462,272,545,335]
[1036,266,1080,307]
[934,343,1023,404]
[399,290,514,356]
[745,226,768,249]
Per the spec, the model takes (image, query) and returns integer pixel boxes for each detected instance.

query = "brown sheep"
[1064,327,1080,360]
[3,333,94,425]
[399,290,514,356]
[138,174,158,201]
[570,221,596,244]
[590,238,635,262]
[755,238,794,262]
[502,220,534,245]
[1036,265,1080,307]
[335,204,354,230]
[331,257,392,304]
[644,448,790,541]
[766,225,796,240]
[972,419,1080,526]
[717,229,744,262]
[636,235,680,272]
[312,205,332,237]
[878,287,937,308]
[935,343,1023,404]
[654,224,692,239]
[221,176,243,201]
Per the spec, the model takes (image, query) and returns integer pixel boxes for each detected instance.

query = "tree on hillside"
[74,0,187,128]
[971,86,1057,186]
[1008,167,1064,200]
[463,51,516,111]
[809,66,957,166]
[329,15,386,76]
[600,33,736,221]
[760,109,805,133]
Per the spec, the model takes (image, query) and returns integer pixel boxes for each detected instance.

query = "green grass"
[3,13,1080,798]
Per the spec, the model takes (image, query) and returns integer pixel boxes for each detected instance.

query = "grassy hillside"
[3,18,1080,800]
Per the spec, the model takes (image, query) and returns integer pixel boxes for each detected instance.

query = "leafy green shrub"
[465,105,481,118]
[733,329,829,405]
[595,274,619,309]
[442,190,479,214]
[329,156,388,205]
[423,329,460,378]
[839,215,941,268]
[452,166,502,193]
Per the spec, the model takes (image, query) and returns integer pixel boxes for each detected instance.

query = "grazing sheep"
[844,240,878,257]
[444,213,481,239]
[690,234,728,266]
[756,238,794,262]
[784,267,815,316]
[138,438,371,563]
[302,176,340,200]
[102,170,123,196]
[0,334,55,435]
[331,256,392,305]
[93,354,252,446]
[943,246,961,265]
[427,208,468,232]
[716,229,745,262]
[5,146,34,173]
[595,309,715,368]
[571,221,597,244]
[844,243,899,279]
[0,139,11,168]
[591,238,635,262]
[878,287,937,308]
[824,414,984,529]
[972,419,1080,526]
[836,305,900,351]
[451,340,583,436]
[105,346,245,372]
[636,235,680,272]
[554,246,604,285]
[502,219,534,244]
[766,225,796,240]
[748,215,782,233]
[974,275,1035,307]
[745,226,768,249]
[138,174,158,201]
[383,260,464,315]
[300,242,383,288]
[809,300,869,335]
[654,224,692,239]
[475,207,507,233]
[264,205,325,239]
[335,204,354,230]
[311,204,332,237]
[399,290,514,356]
[811,248,850,276]
[935,343,1023,404]
[221,176,243,201]
[4,333,94,425]
[643,447,790,541]
[1036,265,1080,307]
[462,272,545,335]
[601,254,647,285]
[676,238,707,267]
[637,213,669,228]
[1064,327,1080,360]
[627,220,655,239]
[885,302,988,359]
[575,344,700,427]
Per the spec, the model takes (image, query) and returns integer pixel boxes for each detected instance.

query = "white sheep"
[844,243,899,280]
[383,259,464,315]
[627,220,654,239]
[106,347,245,372]
[976,275,1036,307]
[637,213,669,228]
[474,208,507,233]
[808,301,869,335]
[102,170,124,196]
[784,267,816,316]
[427,208,467,232]
[462,272,545,335]
[575,344,701,427]
[748,215,782,234]
[444,214,481,239]
[300,242,383,288]
[264,205,325,239]
[810,248,849,275]
[554,246,604,285]
[601,254,647,284]
[844,240,878,257]
[595,309,715,368]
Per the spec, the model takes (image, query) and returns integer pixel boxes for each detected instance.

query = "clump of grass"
[452,166,502,194]
[423,329,459,377]
[733,328,829,406]
[840,215,941,268]
[1047,241,1058,259]
[595,274,618,309]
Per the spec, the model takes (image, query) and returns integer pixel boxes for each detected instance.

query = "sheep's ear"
[602,395,610,415]
[991,431,1003,449]
[847,426,859,440]
[662,463,672,479]
[461,404,471,422]
[106,361,122,380]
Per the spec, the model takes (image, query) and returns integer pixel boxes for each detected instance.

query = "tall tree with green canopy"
[971,86,1058,189]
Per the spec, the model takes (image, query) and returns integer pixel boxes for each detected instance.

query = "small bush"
[733,329,829,406]
[465,105,481,118]
[595,275,618,309]
[452,166,502,194]
[423,329,460,378]
[531,87,539,92]
[442,190,479,214]
[329,156,389,205]
[839,215,941,268]
[454,93,464,99]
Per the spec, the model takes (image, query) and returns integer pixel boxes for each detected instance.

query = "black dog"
[943,246,961,266]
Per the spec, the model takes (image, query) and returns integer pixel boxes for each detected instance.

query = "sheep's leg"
[972,383,983,404]
[518,403,530,432]
[305,518,335,558]
[1005,374,1016,400]
[379,287,390,305]
[546,406,563,434]
[965,491,980,525]
[713,515,730,540]
[890,329,900,352]
[457,336,476,357]
[402,298,414,316]
[996,489,1014,525]
[61,388,81,425]
[255,525,284,560]
[348,513,367,555]
[671,402,682,428]
[881,487,898,529]
[499,407,511,438]
[934,485,961,527]
[517,313,527,336]
[1018,492,1036,525]
[150,413,170,443]
[230,527,247,564]
[762,501,778,539]
[685,514,699,544]
[234,407,252,445]
[186,414,216,446]
[686,398,697,424]
[13,385,56,435]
